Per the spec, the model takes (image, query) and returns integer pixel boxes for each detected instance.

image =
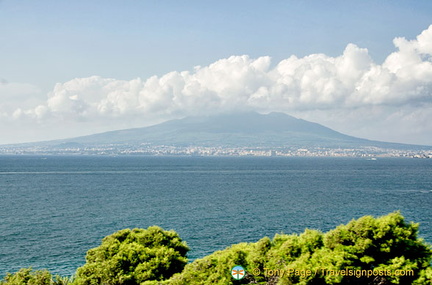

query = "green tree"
[168,242,254,285]
[74,226,189,285]
[3,212,431,285]
[167,212,432,285]
[0,267,70,285]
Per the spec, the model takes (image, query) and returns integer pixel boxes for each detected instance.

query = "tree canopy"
[0,268,69,285]
[169,212,432,284]
[1,212,431,285]
[74,226,189,285]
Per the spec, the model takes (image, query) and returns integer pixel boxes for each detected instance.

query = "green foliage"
[2,213,432,284]
[167,212,432,285]
[413,267,432,284]
[168,242,253,285]
[73,226,189,285]
[0,268,70,285]
[318,211,432,284]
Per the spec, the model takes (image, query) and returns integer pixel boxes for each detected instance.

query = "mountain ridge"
[2,112,431,156]
[38,112,427,149]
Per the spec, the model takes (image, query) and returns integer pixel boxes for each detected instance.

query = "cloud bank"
[2,26,432,145]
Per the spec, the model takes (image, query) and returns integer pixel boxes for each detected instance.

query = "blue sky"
[1,0,432,145]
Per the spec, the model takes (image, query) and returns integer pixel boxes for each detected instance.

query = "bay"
[0,155,431,277]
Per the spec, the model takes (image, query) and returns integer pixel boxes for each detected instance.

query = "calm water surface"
[0,156,431,277]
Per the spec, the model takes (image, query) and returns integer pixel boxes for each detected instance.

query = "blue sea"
[0,155,431,277]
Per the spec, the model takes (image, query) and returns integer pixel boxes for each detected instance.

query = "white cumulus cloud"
[2,26,432,145]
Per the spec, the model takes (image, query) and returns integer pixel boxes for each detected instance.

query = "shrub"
[3,212,431,284]
[0,267,70,285]
[74,226,189,285]
[167,212,432,285]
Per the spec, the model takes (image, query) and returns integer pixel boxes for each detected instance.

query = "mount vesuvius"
[37,112,426,150]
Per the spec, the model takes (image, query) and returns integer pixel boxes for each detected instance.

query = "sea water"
[0,155,431,277]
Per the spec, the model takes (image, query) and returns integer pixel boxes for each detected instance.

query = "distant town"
[3,112,430,159]
[1,144,431,158]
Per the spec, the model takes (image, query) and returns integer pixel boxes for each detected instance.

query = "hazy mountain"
[43,112,423,149]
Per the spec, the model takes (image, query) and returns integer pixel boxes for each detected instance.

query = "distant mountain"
[40,112,424,150]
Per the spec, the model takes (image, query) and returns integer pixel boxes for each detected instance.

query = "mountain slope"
[51,112,400,148]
